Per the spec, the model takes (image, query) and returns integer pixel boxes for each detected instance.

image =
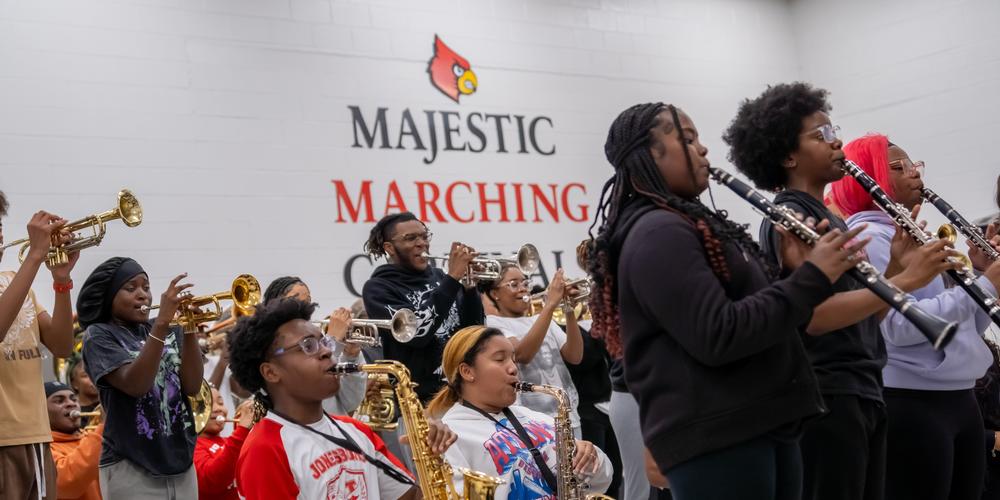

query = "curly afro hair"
[227,298,317,405]
[723,82,831,191]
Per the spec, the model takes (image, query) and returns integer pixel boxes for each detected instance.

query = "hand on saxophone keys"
[397,416,457,456]
[571,439,602,477]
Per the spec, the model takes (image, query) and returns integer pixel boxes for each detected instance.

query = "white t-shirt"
[486,315,581,428]
[441,403,613,499]
[236,412,413,499]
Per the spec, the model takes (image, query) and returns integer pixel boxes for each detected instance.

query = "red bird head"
[427,35,477,103]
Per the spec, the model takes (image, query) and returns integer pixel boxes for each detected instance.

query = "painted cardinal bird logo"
[427,35,478,103]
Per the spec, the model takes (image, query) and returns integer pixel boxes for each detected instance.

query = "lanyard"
[461,401,558,494]
[268,409,414,486]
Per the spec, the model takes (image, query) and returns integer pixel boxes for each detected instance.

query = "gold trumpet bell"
[937,224,975,270]
[7,189,142,266]
[188,380,214,434]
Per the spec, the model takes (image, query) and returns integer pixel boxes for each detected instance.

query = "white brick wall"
[0,0,993,320]
[790,0,1000,227]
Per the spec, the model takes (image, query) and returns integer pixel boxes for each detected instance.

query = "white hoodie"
[440,403,613,499]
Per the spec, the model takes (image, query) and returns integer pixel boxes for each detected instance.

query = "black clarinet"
[921,187,999,261]
[841,160,1000,328]
[709,167,958,349]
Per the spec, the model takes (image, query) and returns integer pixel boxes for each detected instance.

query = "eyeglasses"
[392,231,433,244]
[272,334,334,358]
[888,159,925,176]
[498,279,531,292]
[801,124,841,144]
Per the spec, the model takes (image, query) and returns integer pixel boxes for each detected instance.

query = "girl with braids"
[427,325,613,499]
[586,102,868,500]
[361,212,484,403]
[724,83,956,500]
[227,297,456,500]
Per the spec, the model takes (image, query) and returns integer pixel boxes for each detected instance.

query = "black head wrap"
[76,257,146,328]
[44,381,72,398]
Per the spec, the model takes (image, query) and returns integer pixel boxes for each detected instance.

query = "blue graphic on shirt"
[482,418,557,500]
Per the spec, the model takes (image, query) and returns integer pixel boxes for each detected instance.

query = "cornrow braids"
[363,212,423,259]
[263,276,305,304]
[586,102,773,359]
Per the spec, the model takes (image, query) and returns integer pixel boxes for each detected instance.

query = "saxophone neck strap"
[268,409,415,486]
[461,401,558,494]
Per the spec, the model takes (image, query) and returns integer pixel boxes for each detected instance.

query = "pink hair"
[828,133,896,217]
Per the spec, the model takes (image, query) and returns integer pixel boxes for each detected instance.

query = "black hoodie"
[362,264,484,401]
[613,199,834,470]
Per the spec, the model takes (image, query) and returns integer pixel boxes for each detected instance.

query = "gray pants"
[99,460,197,500]
[610,390,653,500]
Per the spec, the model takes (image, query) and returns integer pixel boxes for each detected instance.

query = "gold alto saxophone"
[515,382,613,500]
[332,361,503,499]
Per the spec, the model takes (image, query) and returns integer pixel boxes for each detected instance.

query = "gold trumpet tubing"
[937,225,976,270]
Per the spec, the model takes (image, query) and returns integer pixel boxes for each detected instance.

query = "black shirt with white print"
[362,264,484,402]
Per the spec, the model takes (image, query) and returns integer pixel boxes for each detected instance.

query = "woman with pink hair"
[829,134,1000,500]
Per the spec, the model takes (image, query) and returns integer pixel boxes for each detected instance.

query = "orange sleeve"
[51,427,103,498]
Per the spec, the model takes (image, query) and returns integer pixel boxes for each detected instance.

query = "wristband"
[53,280,73,294]
[148,333,166,345]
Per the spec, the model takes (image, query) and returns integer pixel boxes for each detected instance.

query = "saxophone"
[333,361,503,499]
[515,382,614,500]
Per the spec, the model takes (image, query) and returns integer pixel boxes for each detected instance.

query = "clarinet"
[840,159,1000,328]
[921,187,1000,261]
[709,167,958,349]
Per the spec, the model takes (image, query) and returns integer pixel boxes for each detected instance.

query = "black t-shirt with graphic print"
[82,321,196,476]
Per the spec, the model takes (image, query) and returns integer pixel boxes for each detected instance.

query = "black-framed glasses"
[392,231,433,244]
[888,159,925,176]
[272,334,334,358]
[498,279,531,292]
[801,124,841,144]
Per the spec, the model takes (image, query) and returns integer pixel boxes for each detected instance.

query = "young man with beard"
[361,212,484,403]
[45,381,103,500]
[228,298,456,499]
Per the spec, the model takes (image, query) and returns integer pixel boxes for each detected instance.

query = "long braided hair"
[586,103,771,358]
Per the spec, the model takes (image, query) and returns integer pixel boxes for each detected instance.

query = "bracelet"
[147,333,166,345]
[53,280,73,294]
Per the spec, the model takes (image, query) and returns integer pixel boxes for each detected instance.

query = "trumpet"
[922,187,999,263]
[422,243,540,286]
[1,189,142,266]
[142,274,260,334]
[69,409,102,419]
[71,407,104,431]
[313,308,418,347]
[523,278,592,307]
